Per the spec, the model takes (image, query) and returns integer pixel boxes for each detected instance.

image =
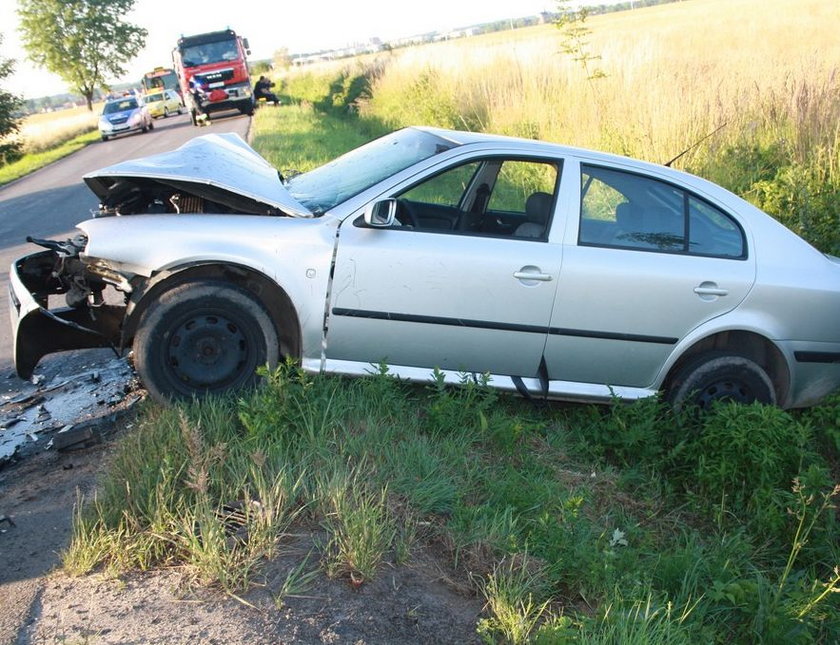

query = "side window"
[487,161,557,214]
[688,197,745,258]
[580,165,745,258]
[392,158,559,239]
[400,162,480,207]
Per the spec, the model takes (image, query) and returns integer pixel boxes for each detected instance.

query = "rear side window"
[579,165,745,259]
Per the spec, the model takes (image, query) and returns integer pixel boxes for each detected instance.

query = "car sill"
[305,358,657,404]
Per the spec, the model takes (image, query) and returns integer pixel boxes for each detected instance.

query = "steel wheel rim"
[696,379,754,408]
[166,311,252,388]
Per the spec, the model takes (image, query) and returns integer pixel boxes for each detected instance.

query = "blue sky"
[1,0,569,99]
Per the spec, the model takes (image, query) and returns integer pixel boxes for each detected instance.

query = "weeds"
[272,551,320,609]
[318,468,396,584]
[476,554,552,644]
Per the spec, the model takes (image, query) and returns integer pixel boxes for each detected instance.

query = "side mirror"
[363,199,397,227]
[243,38,250,51]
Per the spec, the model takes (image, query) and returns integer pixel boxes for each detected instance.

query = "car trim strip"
[331,308,548,334]
[794,351,840,364]
[547,327,678,345]
[331,308,678,345]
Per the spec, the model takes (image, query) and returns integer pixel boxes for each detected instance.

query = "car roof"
[415,126,657,168]
[411,126,733,202]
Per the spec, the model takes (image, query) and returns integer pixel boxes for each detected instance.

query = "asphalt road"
[0,110,251,394]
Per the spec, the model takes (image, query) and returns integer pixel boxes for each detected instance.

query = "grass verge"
[0,129,100,187]
[67,352,840,642]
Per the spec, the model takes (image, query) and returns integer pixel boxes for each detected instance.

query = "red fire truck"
[172,29,254,125]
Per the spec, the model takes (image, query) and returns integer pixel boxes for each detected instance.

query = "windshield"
[103,99,138,114]
[285,128,456,214]
[180,39,239,66]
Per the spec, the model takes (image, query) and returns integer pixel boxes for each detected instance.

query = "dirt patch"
[22,553,482,644]
[0,389,484,644]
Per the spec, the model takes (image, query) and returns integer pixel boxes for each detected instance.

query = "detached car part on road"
[9,129,840,407]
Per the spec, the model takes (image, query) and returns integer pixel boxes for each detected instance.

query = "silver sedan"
[10,128,840,407]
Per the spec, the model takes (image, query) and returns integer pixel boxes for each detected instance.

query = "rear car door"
[544,162,756,388]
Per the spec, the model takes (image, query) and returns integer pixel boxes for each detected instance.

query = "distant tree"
[251,60,272,76]
[0,34,24,167]
[17,0,147,111]
[273,47,293,70]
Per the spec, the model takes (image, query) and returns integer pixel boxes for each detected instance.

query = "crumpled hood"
[83,133,314,218]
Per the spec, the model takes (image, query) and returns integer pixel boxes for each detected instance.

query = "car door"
[544,162,756,388]
[325,157,563,378]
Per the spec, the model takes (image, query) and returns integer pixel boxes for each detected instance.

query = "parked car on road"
[98,96,152,141]
[144,89,183,119]
[10,128,840,408]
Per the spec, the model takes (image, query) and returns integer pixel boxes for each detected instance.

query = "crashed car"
[9,128,840,407]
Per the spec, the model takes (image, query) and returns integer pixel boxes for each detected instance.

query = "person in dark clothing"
[254,75,280,105]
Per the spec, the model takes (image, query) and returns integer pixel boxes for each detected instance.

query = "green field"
[0,104,100,186]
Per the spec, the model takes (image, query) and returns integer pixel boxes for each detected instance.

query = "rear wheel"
[101,135,108,141]
[133,281,279,402]
[666,352,776,412]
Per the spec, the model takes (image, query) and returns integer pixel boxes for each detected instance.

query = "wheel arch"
[662,330,790,405]
[123,262,302,361]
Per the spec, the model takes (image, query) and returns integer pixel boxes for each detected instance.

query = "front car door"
[325,155,563,381]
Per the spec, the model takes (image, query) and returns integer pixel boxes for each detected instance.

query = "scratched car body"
[9,128,840,407]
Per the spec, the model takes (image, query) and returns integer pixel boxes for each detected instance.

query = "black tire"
[149,120,154,130]
[133,281,279,402]
[666,352,776,412]
[101,135,108,141]
[163,108,170,118]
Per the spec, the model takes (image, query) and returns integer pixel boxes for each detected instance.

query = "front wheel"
[666,352,776,412]
[133,281,279,402]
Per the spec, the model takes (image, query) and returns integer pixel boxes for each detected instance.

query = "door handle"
[694,282,728,297]
[513,270,552,282]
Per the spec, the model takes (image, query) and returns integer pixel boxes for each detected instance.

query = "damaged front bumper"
[9,249,126,380]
